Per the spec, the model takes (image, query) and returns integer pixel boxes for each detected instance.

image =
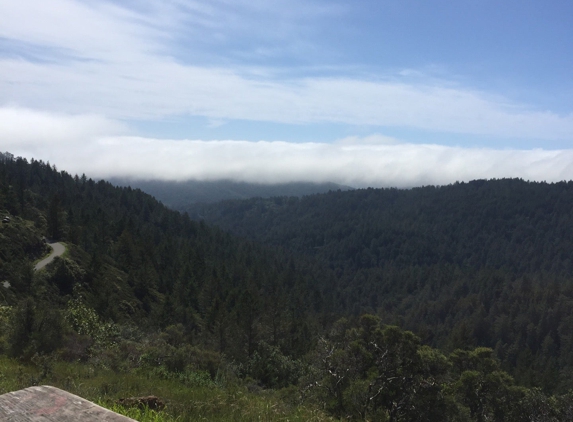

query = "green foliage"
[0,155,327,367]
[0,212,47,294]
[47,194,63,240]
[0,355,336,422]
[192,180,573,393]
[305,316,573,421]
[98,403,180,422]
[50,256,85,295]
[65,296,118,349]
[139,342,221,377]
[308,316,456,420]
[0,305,12,353]
[8,298,65,360]
[243,341,304,389]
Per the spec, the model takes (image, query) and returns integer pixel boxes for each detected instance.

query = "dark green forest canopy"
[0,154,331,362]
[189,179,573,393]
[188,179,573,274]
[2,153,573,420]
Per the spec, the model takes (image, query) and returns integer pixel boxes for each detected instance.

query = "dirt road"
[34,242,66,271]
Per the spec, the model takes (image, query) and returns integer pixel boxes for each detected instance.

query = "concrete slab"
[0,385,136,421]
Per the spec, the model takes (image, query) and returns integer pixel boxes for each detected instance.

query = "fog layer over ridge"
[58,138,573,187]
[2,107,572,188]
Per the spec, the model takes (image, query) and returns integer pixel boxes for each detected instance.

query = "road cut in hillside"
[34,242,66,271]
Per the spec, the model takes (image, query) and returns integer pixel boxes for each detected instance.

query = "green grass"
[0,355,336,421]
[96,402,181,422]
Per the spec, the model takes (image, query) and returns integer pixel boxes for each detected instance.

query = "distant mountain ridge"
[109,178,353,209]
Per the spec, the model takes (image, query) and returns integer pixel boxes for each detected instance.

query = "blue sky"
[1,0,572,186]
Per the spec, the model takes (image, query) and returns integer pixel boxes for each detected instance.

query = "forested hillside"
[0,153,332,362]
[189,180,573,393]
[2,152,573,421]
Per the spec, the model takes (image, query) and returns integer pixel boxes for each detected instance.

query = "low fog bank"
[10,135,573,189]
[3,107,573,189]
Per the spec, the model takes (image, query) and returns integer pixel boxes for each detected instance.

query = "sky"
[1,0,572,187]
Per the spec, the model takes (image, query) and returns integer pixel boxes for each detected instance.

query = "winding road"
[34,242,66,271]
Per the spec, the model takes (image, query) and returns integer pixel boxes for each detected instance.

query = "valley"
[1,153,572,421]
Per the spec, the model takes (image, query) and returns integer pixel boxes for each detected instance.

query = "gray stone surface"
[0,385,136,421]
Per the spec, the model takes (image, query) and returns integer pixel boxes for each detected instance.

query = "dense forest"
[0,152,331,363]
[189,180,573,394]
[2,151,573,421]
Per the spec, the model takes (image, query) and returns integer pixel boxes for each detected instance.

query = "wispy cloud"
[3,58,572,141]
[1,0,571,143]
[3,108,573,187]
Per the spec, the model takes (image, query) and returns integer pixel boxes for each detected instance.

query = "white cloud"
[2,57,572,141]
[0,107,127,151]
[2,108,573,188]
[0,0,159,61]
[0,0,572,142]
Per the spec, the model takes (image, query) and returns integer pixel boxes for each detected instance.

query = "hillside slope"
[0,154,332,362]
[190,179,573,392]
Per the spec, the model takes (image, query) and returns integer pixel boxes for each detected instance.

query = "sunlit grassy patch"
[96,401,180,422]
[0,355,336,421]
